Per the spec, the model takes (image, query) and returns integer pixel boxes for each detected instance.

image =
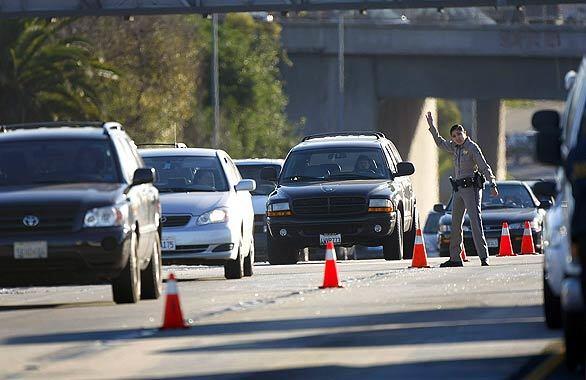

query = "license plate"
[487,238,499,248]
[320,233,341,246]
[161,238,176,251]
[14,241,48,259]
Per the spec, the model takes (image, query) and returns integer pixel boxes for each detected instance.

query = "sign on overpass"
[1,0,585,17]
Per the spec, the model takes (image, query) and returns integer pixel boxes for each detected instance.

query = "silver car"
[235,159,284,261]
[140,148,256,279]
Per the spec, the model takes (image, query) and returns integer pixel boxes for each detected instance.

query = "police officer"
[426,111,499,267]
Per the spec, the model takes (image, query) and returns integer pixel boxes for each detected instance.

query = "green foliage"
[0,18,115,123]
[70,14,294,159]
[436,99,461,176]
[199,14,296,158]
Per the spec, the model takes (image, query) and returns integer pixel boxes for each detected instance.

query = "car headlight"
[267,202,292,217]
[197,208,228,225]
[439,224,451,233]
[368,198,394,213]
[84,203,129,228]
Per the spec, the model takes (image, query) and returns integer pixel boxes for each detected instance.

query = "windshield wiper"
[159,188,216,193]
[327,173,384,181]
[283,176,322,183]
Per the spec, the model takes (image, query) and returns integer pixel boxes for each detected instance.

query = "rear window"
[0,139,120,186]
[236,164,281,195]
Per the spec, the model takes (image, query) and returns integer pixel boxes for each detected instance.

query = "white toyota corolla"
[140,148,256,279]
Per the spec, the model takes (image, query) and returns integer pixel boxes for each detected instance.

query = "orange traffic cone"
[520,221,537,255]
[460,247,469,262]
[160,273,189,330]
[410,227,430,268]
[497,222,516,257]
[320,241,342,288]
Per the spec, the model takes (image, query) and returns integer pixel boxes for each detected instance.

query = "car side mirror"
[433,203,446,213]
[235,179,256,192]
[132,168,155,186]
[260,167,278,182]
[532,180,557,198]
[396,162,415,177]
[539,200,553,209]
[532,110,562,166]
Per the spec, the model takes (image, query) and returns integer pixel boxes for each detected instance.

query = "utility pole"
[211,13,220,148]
[337,13,344,132]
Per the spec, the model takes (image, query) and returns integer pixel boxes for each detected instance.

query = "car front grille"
[162,215,191,228]
[171,245,208,253]
[292,197,366,216]
[0,206,78,234]
[300,224,361,236]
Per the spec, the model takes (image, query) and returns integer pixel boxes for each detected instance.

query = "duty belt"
[450,172,485,192]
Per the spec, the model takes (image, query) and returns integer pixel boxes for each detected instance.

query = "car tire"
[403,209,418,260]
[383,210,403,260]
[267,236,298,265]
[140,235,163,300]
[224,248,244,279]
[112,232,141,304]
[563,309,585,371]
[244,242,254,277]
[543,269,562,329]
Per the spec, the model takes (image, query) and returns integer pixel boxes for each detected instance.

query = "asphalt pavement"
[0,255,582,380]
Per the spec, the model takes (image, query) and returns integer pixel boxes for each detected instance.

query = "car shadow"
[2,305,553,346]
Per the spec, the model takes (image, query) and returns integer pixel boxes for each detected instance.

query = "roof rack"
[0,121,125,135]
[136,142,188,148]
[301,131,386,142]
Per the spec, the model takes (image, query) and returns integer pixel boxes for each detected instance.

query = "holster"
[474,171,486,189]
[449,176,459,192]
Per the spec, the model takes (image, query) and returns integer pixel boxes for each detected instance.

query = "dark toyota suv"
[0,122,162,304]
[264,132,417,264]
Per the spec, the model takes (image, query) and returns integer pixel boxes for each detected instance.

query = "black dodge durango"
[263,132,417,264]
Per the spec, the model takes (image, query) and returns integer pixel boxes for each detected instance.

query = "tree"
[198,14,296,158]
[0,18,114,123]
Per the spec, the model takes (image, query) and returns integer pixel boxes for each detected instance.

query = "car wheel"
[563,308,585,371]
[403,209,418,260]
[383,210,403,260]
[267,236,298,265]
[244,242,254,277]
[224,248,244,279]
[112,232,141,304]
[140,235,163,300]
[543,268,562,329]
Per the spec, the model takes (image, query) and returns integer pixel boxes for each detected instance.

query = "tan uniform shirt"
[428,127,496,185]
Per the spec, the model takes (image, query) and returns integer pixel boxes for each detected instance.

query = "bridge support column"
[476,99,506,180]
[378,98,439,217]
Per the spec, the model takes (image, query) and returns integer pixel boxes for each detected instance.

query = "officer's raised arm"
[426,111,455,153]
[469,141,499,195]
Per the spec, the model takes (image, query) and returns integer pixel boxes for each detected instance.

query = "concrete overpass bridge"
[280,21,586,212]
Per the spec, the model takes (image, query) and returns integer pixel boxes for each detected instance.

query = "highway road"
[0,255,581,380]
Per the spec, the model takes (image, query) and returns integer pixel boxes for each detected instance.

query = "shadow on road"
[121,356,550,380]
[0,300,114,312]
[2,305,553,346]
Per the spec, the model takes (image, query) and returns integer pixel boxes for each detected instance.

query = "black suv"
[0,122,162,304]
[264,132,417,264]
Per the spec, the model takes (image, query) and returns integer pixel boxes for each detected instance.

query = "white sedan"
[140,148,256,279]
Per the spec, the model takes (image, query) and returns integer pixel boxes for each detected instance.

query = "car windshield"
[280,147,390,184]
[446,184,536,210]
[0,139,120,186]
[142,155,228,192]
[236,164,280,195]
